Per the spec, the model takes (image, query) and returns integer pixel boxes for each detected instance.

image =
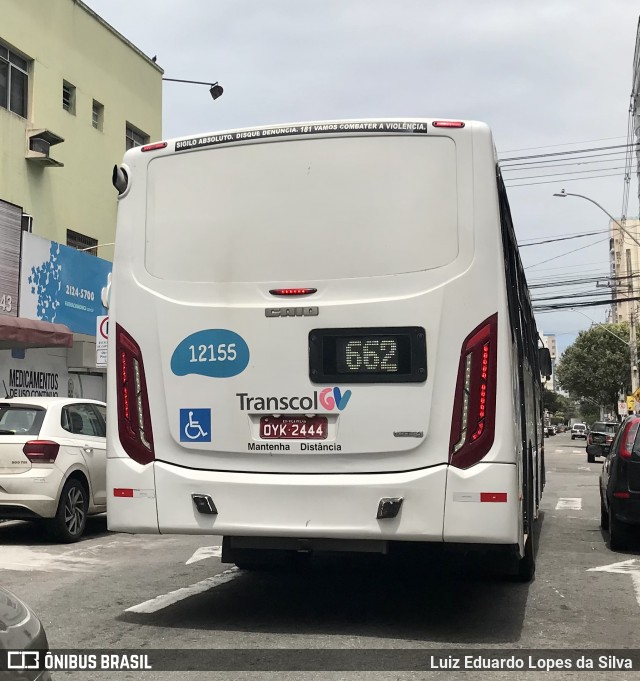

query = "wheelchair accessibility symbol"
[180,408,211,443]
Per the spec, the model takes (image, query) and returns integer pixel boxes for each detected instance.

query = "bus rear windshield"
[145,135,459,283]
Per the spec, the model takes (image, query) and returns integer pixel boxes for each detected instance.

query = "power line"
[533,294,640,311]
[519,230,607,247]
[499,135,627,153]
[499,141,640,163]
[501,151,635,170]
[506,171,626,188]
[525,236,610,269]
[503,164,636,182]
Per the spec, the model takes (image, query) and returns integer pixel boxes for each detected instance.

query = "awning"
[0,316,73,350]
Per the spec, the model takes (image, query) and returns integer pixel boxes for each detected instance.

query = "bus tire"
[515,456,536,582]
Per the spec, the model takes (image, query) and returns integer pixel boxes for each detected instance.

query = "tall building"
[0,0,162,400]
[609,219,640,324]
[540,331,557,391]
[1,0,162,253]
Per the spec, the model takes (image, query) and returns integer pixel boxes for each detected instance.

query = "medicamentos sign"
[20,233,111,336]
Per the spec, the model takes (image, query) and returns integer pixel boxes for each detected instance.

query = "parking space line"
[125,567,241,614]
[555,498,582,511]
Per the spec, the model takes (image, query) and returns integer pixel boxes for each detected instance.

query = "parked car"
[544,425,556,437]
[0,585,51,680]
[571,423,588,440]
[587,421,619,462]
[595,415,640,550]
[0,397,106,542]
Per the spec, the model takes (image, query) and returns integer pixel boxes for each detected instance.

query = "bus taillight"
[116,324,155,465]
[449,313,498,469]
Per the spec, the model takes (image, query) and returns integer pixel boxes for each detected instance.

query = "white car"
[0,397,106,542]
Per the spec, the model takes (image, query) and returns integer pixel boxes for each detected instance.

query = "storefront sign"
[0,348,68,398]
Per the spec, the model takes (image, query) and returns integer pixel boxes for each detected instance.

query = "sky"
[85,0,640,357]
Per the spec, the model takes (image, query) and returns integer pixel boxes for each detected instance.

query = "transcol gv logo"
[236,387,351,412]
[319,387,351,410]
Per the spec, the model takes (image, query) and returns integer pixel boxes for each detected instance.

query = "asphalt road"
[1,432,639,680]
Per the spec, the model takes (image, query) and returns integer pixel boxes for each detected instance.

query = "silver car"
[0,586,51,680]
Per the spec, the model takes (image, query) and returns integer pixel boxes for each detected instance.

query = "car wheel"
[587,452,595,463]
[571,436,575,440]
[600,493,609,529]
[609,508,631,551]
[49,478,88,543]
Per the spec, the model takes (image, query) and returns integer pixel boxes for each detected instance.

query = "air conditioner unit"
[26,128,64,167]
[29,137,50,156]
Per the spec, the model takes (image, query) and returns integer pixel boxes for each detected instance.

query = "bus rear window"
[145,136,459,283]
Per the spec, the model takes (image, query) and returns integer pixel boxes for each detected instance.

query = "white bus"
[107,118,550,581]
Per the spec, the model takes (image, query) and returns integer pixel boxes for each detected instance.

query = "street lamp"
[555,190,639,398]
[162,77,223,100]
[553,190,640,248]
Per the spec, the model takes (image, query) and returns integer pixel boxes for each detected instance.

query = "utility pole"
[628,249,639,409]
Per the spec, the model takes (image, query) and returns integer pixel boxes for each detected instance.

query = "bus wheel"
[515,457,536,582]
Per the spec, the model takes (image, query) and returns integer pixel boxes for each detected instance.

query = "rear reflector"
[449,313,498,469]
[269,288,317,296]
[432,121,465,128]
[23,440,60,464]
[480,492,508,503]
[114,488,134,498]
[613,491,631,499]
[141,142,167,152]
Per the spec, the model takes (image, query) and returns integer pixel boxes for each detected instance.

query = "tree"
[579,400,600,425]
[555,323,630,413]
[542,387,561,414]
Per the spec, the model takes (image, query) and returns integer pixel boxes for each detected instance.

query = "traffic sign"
[96,315,108,368]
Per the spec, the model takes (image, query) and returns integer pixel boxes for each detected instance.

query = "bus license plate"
[260,415,328,440]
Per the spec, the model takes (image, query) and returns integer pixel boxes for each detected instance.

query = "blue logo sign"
[21,235,112,336]
[180,409,211,443]
[171,330,250,378]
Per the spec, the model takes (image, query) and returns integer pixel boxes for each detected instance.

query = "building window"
[125,123,149,150]
[62,81,76,114]
[21,214,33,233]
[92,100,104,130]
[0,41,29,118]
[67,229,98,256]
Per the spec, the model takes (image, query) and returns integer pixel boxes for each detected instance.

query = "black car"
[587,421,619,462]
[0,586,51,680]
[593,415,640,550]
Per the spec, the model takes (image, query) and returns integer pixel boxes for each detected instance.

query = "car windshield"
[592,422,618,433]
[574,425,585,430]
[0,405,45,435]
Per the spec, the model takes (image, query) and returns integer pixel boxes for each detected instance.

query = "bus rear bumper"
[108,458,519,546]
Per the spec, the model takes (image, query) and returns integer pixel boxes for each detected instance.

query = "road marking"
[186,545,222,564]
[0,546,102,572]
[125,568,241,614]
[578,466,591,471]
[555,498,582,510]
[588,559,640,608]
